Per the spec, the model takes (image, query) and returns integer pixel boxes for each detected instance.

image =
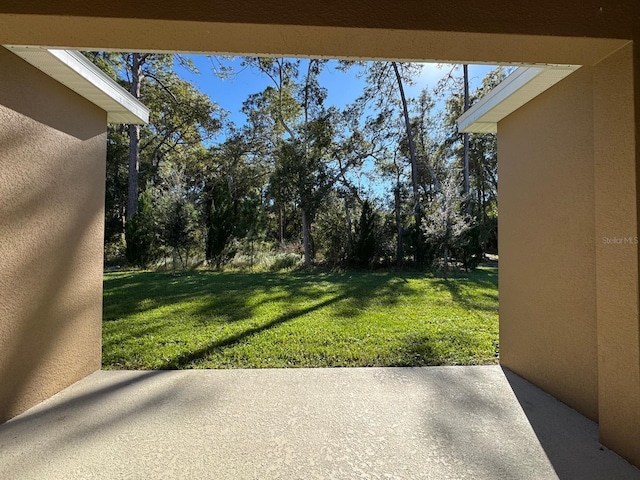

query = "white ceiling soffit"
[3,45,149,125]
[457,65,580,134]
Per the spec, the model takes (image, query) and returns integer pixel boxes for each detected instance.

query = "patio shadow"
[503,367,640,479]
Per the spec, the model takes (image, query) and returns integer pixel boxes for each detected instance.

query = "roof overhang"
[457,65,580,134]
[3,45,149,125]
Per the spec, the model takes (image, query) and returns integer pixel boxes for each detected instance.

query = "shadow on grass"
[103,269,499,368]
[104,271,421,324]
[160,293,348,368]
[399,330,498,367]
[103,272,264,323]
[432,267,498,314]
[103,271,421,360]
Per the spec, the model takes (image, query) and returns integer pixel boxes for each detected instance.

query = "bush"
[125,190,158,268]
[353,200,379,268]
[104,235,127,267]
[228,249,303,272]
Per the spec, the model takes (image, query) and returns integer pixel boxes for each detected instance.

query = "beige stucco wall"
[499,44,640,463]
[0,1,637,45]
[498,66,598,421]
[592,44,640,463]
[0,46,106,422]
[0,0,638,467]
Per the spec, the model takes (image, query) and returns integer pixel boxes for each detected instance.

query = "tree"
[205,180,235,269]
[353,199,379,268]
[245,57,359,268]
[422,173,473,274]
[155,167,200,273]
[160,197,198,274]
[87,51,224,267]
[199,131,269,268]
[95,53,175,219]
[127,53,145,219]
[462,64,471,214]
[351,61,444,267]
[376,147,410,267]
[441,66,511,257]
[125,188,158,267]
[314,191,351,268]
[104,125,129,252]
[392,62,423,263]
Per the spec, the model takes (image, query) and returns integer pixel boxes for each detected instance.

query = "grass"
[102,268,499,369]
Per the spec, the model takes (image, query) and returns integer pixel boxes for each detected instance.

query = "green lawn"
[102,268,499,369]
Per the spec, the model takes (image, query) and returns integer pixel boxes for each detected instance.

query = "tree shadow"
[398,330,498,367]
[431,267,499,314]
[103,269,499,368]
[160,293,348,368]
[0,371,215,478]
[104,271,422,326]
[104,272,262,323]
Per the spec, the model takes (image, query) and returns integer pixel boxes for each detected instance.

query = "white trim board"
[3,45,149,125]
[457,65,580,134]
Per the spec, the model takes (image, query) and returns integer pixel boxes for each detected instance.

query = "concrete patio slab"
[0,366,638,479]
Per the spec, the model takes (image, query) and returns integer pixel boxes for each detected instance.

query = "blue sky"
[173,56,497,202]
[175,56,496,128]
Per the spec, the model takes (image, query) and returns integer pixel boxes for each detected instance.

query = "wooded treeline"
[89,53,504,272]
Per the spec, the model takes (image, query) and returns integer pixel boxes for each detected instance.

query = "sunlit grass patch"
[102,268,498,369]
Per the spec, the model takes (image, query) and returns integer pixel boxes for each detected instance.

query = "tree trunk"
[344,199,353,251]
[301,208,312,269]
[392,62,424,267]
[279,205,284,246]
[394,184,404,268]
[127,123,140,219]
[443,245,449,278]
[463,64,471,215]
[178,249,184,271]
[127,53,143,219]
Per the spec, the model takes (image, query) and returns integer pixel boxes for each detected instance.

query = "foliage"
[91,51,505,271]
[125,189,158,267]
[422,173,474,272]
[103,268,499,369]
[313,192,352,268]
[439,67,510,255]
[205,180,235,268]
[154,167,200,273]
[104,125,129,247]
[227,249,304,272]
[353,199,379,268]
[88,51,223,267]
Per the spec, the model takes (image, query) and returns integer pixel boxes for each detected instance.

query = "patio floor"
[0,366,638,479]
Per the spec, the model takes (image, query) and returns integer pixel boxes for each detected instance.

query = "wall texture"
[592,45,640,463]
[498,66,598,421]
[499,44,640,463]
[0,1,637,38]
[0,0,638,467]
[0,46,106,422]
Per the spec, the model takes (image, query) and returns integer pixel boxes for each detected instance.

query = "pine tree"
[354,200,379,268]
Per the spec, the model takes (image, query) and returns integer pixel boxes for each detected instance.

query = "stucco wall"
[0,1,637,40]
[592,44,640,463]
[0,46,106,422]
[0,0,638,467]
[498,66,598,421]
